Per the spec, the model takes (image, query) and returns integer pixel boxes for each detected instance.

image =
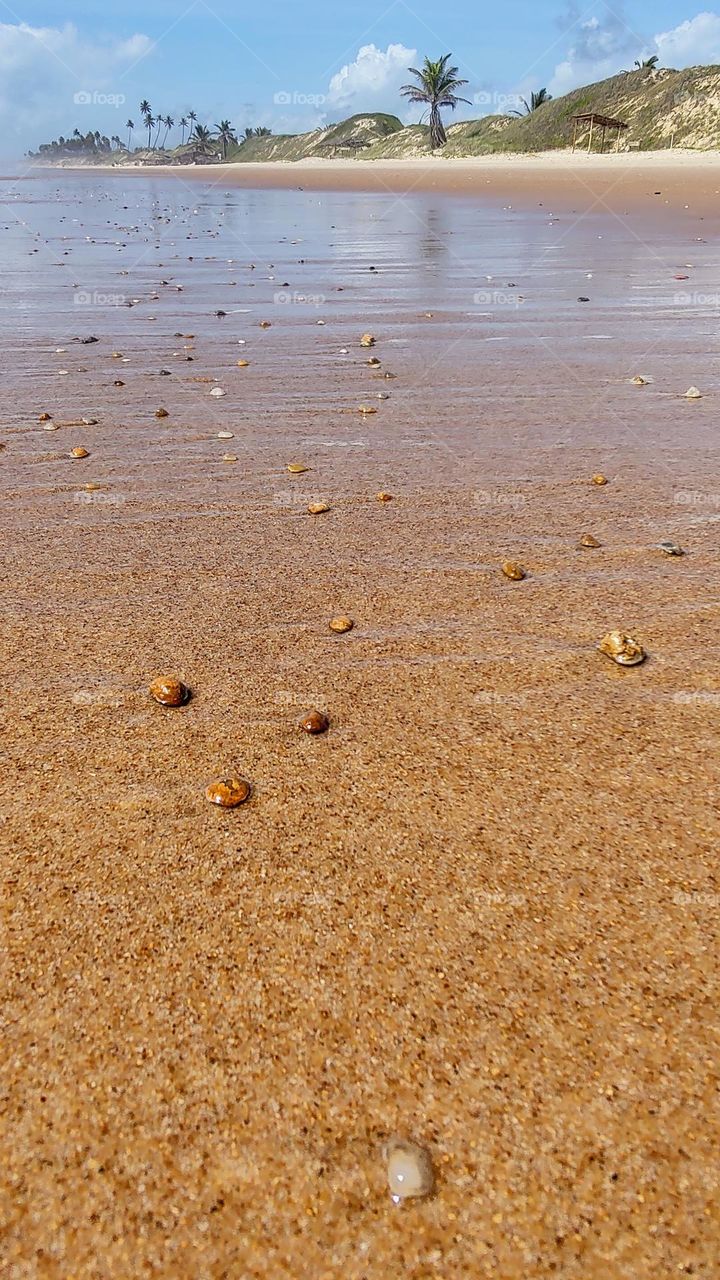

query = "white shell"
[210,387,226,397]
[386,1140,434,1201]
[685,386,702,399]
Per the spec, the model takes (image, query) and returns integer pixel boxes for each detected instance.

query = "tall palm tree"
[215,119,237,160]
[162,115,174,147]
[634,55,659,70]
[126,119,135,149]
[188,110,198,138]
[180,116,189,144]
[400,54,470,150]
[510,88,553,116]
[153,114,165,148]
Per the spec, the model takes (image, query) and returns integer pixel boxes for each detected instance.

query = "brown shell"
[70,446,90,459]
[501,560,526,581]
[205,777,252,807]
[376,491,393,503]
[329,615,353,634]
[591,473,608,486]
[299,710,329,734]
[360,333,376,347]
[155,408,169,418]
[149,676,189,707]
[597,631,646,666]
[579,533,601,548]
[307,502,331,514]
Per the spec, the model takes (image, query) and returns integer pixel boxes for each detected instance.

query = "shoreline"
[37,149,720,211]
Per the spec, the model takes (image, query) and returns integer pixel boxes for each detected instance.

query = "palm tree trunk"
[429,106,446,150]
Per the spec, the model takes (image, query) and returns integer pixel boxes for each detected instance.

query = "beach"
[1,162,718,1277]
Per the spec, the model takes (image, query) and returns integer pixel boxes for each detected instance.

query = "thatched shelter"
[571,112,629,152]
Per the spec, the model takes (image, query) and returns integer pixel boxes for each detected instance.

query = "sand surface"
[1,168,719,1277]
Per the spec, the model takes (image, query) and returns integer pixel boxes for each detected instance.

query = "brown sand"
[1,166,719,1277]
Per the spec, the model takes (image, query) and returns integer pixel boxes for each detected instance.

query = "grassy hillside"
[225,113,403,162]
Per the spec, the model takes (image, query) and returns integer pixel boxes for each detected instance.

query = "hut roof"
[571,112,629,130]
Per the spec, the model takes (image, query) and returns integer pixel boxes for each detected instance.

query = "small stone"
[631,375,648,386]
[685,386,702,399]
[112,352,123,359]
[502,560,526,580]
[329,615,353,633]
[210,387,226,397]
[367,357,381,366]
[259,321,272,328]
[38,412,52,422]
[114,379,125,386]
[218,430,234,439]
[386,1139,434,1202]
[205,777,252,807]
[376,491,393,502]
[43,422,59,431]
[308,502,330,514]
[155,408,169,418]
[237,359,250,367]
[70,446,89,458]
[149,676,189,707]
[299,710,329,734]
[287,462,309,474]
[657,540,684,556]
[223,453,238,462]
[358,405,377,415]
[591,473,608,486]
[360,333,376,347]
[598,630,646,666]
[579,533,601,548]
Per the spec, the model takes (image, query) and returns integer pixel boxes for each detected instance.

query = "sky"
[4,0,720,155]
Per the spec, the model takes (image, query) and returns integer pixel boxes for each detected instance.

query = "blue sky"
[4,1,720,153]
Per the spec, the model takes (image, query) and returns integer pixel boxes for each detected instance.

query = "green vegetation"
[400,54,470,148]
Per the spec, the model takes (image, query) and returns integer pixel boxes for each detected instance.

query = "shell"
[149,676,189,707]
[38,412,52,422]
[287,463,309,474]
[205,777,252,807]
[376,491,393,502]
[155,408,169,418]
[70,446,90,459]
[222,453,238,462]
[385,1139,434,1201]
[685,386,702,399]
[367,357,381,366]
[217,430,234,439]
[657,540,684,556]
[237,359,250,367]
[299,710,329,734]
[360,333,376,347]
[358,405,377,415]
[259,321,272,329]
[43,422,60,431]
[502,560,526,581]
[329,615,353,634]
[308,502,331,514]
[210,387,226,397]
[598,630,646,666]
[591,473,608,486]
[630,376,648,386]
[578,533,601,548]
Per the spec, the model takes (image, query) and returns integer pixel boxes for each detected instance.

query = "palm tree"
[188,110,198,138]
[400,53,470,150]
[162,115,174,147]
[153,114,165,148]
[510,88,553,116]
[126,119,134,149]
[193,124,212,145]
[255,126,272,137]
[215,119,237,160]
[634,55,659,70]
[180,116,189,144]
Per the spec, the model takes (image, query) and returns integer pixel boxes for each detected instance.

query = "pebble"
[579,533,601,548]
[329,615,353,633]
[70,447,89,458]
[598,630,646,666]
[149,676,189,707]
[685,386,702,399]
[299,710,329,734]
[259,321,272,328]
[205,777,252,807]
[657,540,684,555]
[591,473,608,485]
[358,405,377,415]
[222,453,238,462]
[360,333,376,347]
[308,502,330,514]
[237,359,250,367]
[367,357,381,366]
[631,375,648,386]
[376,491,393,502]
[502,560,526,580]
[287,462,309,474]
[385,1139,434,1202]
[218,431,234,439]
[38,412,52,422]
[43,422,59,431]
[155,408,169,418]
[210,387,226,397]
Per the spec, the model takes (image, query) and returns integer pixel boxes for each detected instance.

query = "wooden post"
[600,124,606,153]
[587,116,594,152]
[572,118,577,152]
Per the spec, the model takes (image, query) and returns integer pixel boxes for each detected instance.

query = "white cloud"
[327,43,417,115]
[549,8,720,99]
[655,12,720,66]
[0,22,152,151]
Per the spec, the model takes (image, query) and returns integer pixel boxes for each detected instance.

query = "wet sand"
[1,170,719,1277]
